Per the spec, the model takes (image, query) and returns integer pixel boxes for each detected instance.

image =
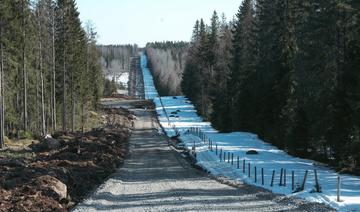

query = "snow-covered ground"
[141,54,158,99]
[141,53,360,212]
[106,72,129,95]
[106,72,129,88]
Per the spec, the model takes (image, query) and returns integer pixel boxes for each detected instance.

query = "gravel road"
[74,101,335,212]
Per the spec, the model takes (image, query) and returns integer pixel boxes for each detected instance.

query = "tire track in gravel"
[73,102,335,212]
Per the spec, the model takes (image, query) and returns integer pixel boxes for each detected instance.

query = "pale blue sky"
[76,0,242,47]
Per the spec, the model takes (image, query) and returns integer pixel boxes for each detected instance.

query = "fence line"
[159,106,337,198]
[185,126,329,195]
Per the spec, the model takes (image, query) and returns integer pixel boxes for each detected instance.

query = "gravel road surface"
[74,101,335,212]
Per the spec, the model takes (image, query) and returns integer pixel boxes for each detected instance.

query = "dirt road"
[74,100,334,212]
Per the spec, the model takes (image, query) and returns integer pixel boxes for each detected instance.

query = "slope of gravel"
[74,103,335,212]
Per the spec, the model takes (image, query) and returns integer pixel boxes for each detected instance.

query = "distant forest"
[146,41,188,96]
[98,45,137,76]
[0,0,103,147]
[180,0,360,173]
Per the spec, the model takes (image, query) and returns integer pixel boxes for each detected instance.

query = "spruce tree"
[228,0,256,131]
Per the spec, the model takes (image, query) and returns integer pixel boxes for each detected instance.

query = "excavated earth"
[0,99,134,212]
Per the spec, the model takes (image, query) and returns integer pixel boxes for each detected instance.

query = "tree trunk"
[52,7,56,132]
[22,0,28,132]
[38,7,46,136]
[72,93,75,132]
[40,64,46,135]
[62,47,66,132]
[0,24,5,148]
[81,102,85,133]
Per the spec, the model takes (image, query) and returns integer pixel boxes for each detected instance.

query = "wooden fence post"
[231,153,234,165]
[237,156,240,169]
[215,144,218,155]
[228,152,230,163]
[314,169,320,192]
[261,168,264,185]
[255,166,257,183]
[292,171,294,191]
[337,175,341,202]
[301,170,308,191]
[248,163,251,178]
[219,149,222,162]
[271,170,275,187]
[284,169,286,187]
[279,168,283,186]
[243,159,245,173]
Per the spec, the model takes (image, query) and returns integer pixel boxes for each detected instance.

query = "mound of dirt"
[0,107,133,211]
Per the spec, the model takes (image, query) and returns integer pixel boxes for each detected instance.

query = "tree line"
[98,45,137,95]
[146,41,188,96]
[181,0,360,172]
[0,0,103,147]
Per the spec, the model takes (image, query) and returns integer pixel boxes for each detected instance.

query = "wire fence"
[184,127,343,201]
[153,95,342,202]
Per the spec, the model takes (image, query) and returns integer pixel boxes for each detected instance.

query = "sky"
[76,0,241,47]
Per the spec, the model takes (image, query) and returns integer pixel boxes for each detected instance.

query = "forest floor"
[0,97,138,212]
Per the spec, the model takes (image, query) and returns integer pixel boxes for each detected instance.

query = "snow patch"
[141,53,360,212]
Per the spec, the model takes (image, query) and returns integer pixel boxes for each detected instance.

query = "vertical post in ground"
[248,163,251,178]
[337,175,341,202]
[271,170,275,187]
[237,156,239,169]
[314,169,320,192]
[243,159,245,173]
[219,149,222,162]
[255,166,257,183]
[261,168,264,185]
[231,153,234,165]
[215,144,218,155]
[279,168,283,186]
[292,171,294,191]
[301,170,308,191]
[284,169,286,187]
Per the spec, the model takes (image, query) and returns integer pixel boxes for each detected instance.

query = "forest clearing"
[1,0,359,211]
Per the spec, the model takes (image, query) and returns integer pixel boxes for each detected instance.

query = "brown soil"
[0,107,134,212]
